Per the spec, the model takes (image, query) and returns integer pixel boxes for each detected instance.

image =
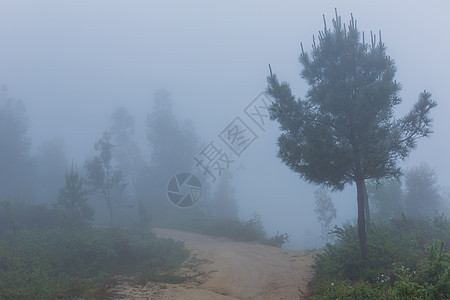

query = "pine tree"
[57,162,91,221]
[267,10,436,259]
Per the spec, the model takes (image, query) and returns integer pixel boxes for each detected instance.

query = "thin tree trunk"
[356,178,368,260]
[106,187,113,227]
[107,194,113,227]
[108,204,113,227]
[363,180,370,228]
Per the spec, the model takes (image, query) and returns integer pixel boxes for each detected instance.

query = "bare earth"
[109,228,316,300]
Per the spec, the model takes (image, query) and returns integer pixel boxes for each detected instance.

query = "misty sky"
[1,1,449,249]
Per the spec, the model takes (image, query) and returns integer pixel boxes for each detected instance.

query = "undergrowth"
[0,202,189,299]
[159,212,289,248]
[311,214,450,299]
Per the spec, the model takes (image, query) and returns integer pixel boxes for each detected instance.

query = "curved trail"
[111,228,316,299]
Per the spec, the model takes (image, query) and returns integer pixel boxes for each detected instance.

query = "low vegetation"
[310,215,450,299]
[158,211,289,248]
[0,200,189,299]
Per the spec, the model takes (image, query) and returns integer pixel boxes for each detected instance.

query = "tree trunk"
[356,178,368,259]
[106,188,113,227]
[363,180,370,228]
[109,206,113,227]
[107,197,113,227]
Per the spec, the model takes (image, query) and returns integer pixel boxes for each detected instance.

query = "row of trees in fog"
[368,162,446,220]
[315,162,448,243]
[0,85,238,226]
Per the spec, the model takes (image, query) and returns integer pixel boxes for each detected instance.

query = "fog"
[1,0,450,250]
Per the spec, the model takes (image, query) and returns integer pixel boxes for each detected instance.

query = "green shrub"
[313,280,391,300]
[159,212,289,248]
[0,225,189,299]
[311,215,450,299]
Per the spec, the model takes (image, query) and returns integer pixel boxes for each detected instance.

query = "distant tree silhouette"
[314,188,336,243]
[86,131,127,226]
[404,163,441,218]
[0,85,34,199]
[146,90,198,219]
[367,178,403,220]
[56,162,92,221]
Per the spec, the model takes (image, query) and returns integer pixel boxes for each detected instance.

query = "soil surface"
[109,228,316,299]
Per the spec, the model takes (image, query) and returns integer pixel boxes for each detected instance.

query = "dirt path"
[110,228,316,299]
